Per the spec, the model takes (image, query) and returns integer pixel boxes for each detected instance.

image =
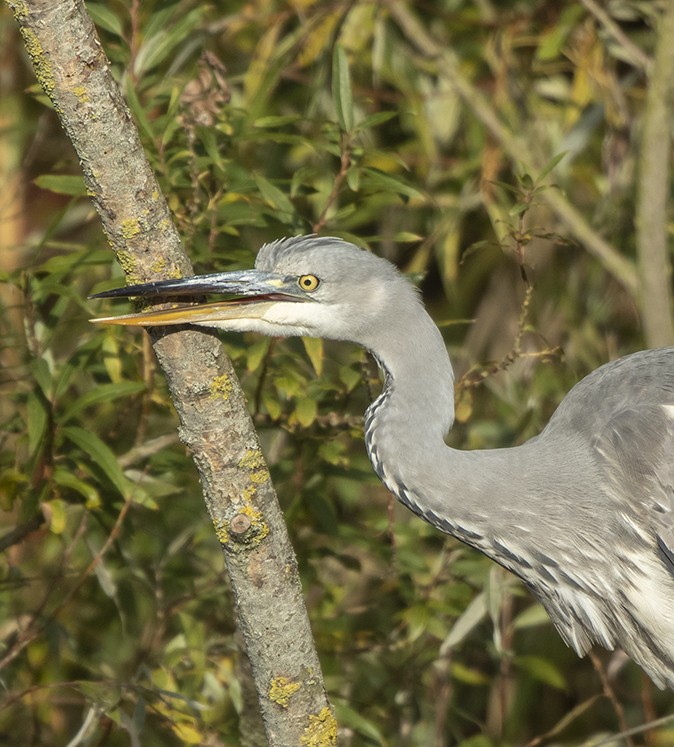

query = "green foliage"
[2,0,673,745]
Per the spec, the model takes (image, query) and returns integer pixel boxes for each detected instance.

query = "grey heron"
[92,235,674,689]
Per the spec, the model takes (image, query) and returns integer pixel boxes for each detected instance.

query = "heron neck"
[362,302,538,545]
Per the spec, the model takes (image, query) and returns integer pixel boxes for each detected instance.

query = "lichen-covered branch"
[6,0,333,743]
[635,2,674,348]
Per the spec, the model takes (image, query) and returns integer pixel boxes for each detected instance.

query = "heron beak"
[89,270,311,326]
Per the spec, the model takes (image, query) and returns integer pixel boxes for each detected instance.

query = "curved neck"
[362,299,539,549]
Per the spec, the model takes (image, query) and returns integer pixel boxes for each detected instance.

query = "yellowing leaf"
[454,388,472,423]
[247,338,271,372]
[263,393,282,420]
[172,723,202,744]
[102,334,122,384]
[298,12,341,68]
[294,397,317,427]
[244,24,281,104]
[302,337,323,375]
[45,498,67,534]
[338,4,377,53]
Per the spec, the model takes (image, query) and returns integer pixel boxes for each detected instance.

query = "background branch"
[635,1,674,348]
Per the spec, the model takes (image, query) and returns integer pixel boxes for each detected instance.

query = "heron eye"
[299,274,320,292]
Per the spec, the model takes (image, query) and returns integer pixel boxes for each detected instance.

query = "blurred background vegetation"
[1,0,674,745]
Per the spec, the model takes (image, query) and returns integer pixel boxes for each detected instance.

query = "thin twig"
[0,514,43,553]
[579,0,651,71]
[588,649,635,747]
[118,433,181,469]
[312,136,352,233]
[579,712,674,747]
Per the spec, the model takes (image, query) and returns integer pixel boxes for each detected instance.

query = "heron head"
[90,236,419,347]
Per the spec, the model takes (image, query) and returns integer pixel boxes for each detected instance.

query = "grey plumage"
[92,236,674,689]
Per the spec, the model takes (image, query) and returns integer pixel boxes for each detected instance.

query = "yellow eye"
[299,274,320,292]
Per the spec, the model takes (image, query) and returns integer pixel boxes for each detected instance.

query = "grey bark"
[6,0,334,744]
[635,2,674,348]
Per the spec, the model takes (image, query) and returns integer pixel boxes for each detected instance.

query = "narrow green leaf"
[102,334,122,384]
[450,661,490,685]
[125,79,156,142]
[515,655,567,690]
[60,381,146,424]
[536,150,568,184]
[332,44,354,133]
[134,8,204,75]
[86,539,118,598]
[27,391,48,456]
[509,202,530,216]
[34,174,86,196]
[333,701,386,746]
[393,232,423,242]
[511,602,551,629]
[440,592,486,654]
[360,168,422,199]
[345,166,360,192]
[85,3,124,36]
[254,173,294,217]
[30,357,53,400]
[53,468,101,508]
[491,180,522,197]
[355,110,396,130]
[516,173,534,190]
[252,115,301,128]
[62,426,129,499]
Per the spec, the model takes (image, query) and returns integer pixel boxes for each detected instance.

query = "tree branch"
[6,0,333,743]
[635,2,674,348]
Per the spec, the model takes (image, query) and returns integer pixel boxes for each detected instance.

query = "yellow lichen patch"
[8,0,28,20]
[73,85,89,104]
[19,28,54,99]
[238,449,264,470]
[121,219,141,239]
[301,707,337,747]
[219,505,269,552]
[239,449,269,485]
[269,676,300,708]
[152,190,159,200]
[242,486,257,501]
[210,375,233,401]
[214,519,229,544]
[115,251,137,276]
[152,257,167,273]
[159,220,171,231]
